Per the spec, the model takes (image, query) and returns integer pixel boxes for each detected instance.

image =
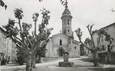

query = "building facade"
[45,3,80,58]
[0,28,17,63]
[93,23,115,52]
[92,23,115,63]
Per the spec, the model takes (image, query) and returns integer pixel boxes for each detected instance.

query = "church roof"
[92,22,115,34]
[62,8,71,16]
[51,33,68,38]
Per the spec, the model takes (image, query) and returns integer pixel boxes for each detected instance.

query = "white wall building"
[84,23,115,57]
[0,28,17,63]
[45,3,80,58]
[93,23,115,52]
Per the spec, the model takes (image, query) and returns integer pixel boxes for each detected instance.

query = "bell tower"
[61,0,73,38]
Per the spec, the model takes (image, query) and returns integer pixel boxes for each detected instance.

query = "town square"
[0,0,115,71]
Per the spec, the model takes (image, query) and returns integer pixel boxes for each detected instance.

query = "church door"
[58,47,64,56]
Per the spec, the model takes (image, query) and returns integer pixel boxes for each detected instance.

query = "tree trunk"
[93,52,98,66]
[18,19,22,32]
[38,56,41,63]
[26,54,33,71]
[32,55,36,68]
[107,52,111,63]
[34,22,36,36]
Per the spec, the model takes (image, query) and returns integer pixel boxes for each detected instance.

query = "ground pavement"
[0,56,115,71]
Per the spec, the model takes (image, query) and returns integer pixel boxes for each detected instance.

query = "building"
[92,23,115,63]
[0,27,17,63]
[93,23,115,52]
[45,2,80,58]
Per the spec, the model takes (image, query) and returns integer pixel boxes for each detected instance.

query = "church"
[45,1,80,58]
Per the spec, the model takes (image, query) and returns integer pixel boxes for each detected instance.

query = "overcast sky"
[0,0,115,40]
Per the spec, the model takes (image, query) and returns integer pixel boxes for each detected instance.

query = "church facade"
[45,4,80,58]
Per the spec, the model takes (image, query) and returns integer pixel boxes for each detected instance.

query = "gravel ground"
[1,56,115,71]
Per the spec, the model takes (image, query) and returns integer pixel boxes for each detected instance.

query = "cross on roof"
[60,0,68,9]
[65,0,68,8]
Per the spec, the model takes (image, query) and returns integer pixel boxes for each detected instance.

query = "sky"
[0,0,115,41]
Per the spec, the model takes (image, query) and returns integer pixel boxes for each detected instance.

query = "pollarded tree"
[84,38,92,52]
[2,8,53,71]
[14,8,23,32]
[75,28,85,55]
[75,25,99,66]
[76,25,114,66]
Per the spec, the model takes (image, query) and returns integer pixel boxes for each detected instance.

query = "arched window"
[60,39,62,45]
[58,47,64,56]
